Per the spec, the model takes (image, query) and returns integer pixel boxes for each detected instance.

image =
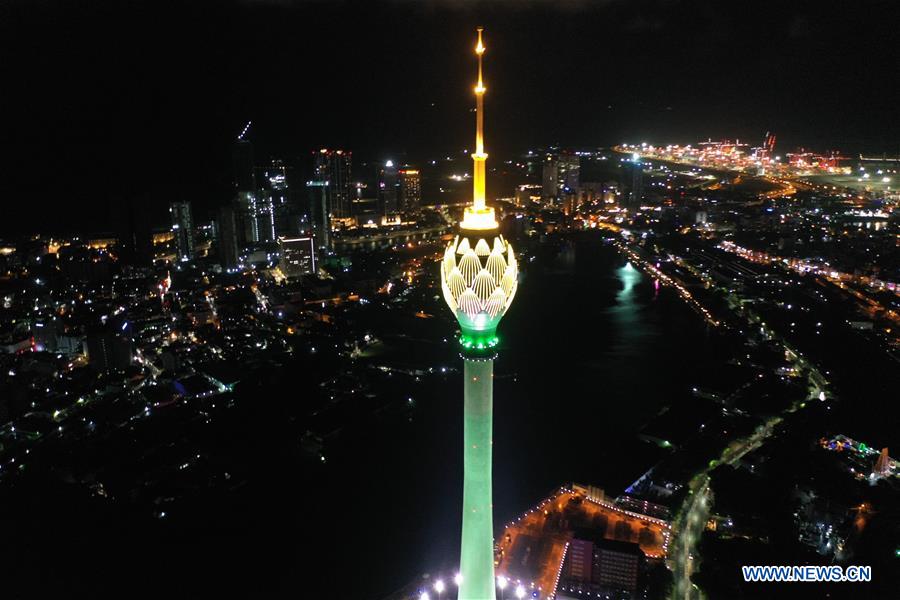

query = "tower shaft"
[459,357,496,600]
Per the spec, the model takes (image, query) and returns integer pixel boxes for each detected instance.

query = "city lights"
[2,4,898,599]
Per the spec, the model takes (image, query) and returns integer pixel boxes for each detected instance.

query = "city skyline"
[2,0,899,233]
[0,3,898,600]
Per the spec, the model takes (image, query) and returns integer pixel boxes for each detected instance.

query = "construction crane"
[237,120,252,141]
[753,131,777,162]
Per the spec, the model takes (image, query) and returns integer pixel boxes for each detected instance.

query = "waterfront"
[302,237,723,598]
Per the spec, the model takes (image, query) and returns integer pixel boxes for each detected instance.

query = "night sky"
[1,0,898,234]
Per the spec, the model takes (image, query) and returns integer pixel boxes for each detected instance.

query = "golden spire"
[461,27,497,231]
[475,29,486,158]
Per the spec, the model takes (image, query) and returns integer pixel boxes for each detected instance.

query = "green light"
[460,358,496,599]
[459,329,500,354]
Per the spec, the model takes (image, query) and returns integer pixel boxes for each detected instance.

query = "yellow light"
[460,207,498,230]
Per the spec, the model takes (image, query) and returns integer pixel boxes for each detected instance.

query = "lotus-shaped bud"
[440,233,518,340]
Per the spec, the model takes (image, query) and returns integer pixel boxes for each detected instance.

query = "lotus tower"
[439,28,518,600]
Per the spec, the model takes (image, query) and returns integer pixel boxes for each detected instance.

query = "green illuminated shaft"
[459,357,496,600]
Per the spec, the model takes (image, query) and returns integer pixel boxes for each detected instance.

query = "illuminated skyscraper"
[541,152,580,203]
[628,153,644,206]
[306,180,330,250]
[217,205,239,270]
[232,135,260,245]
[439,29,518,600]
[399,167,421,213]
[378,160,399,217]
[313,149,352,219]
[169,201,194,260]
[262,159,302,238]
[254,194,276,242]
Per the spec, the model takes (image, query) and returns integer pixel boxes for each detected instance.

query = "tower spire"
[475,27,485,157]
[461,27,497,230]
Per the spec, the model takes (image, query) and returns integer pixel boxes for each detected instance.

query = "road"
[669,419,775,599]
[661,251,829,600]
[667,342,822,600]
[671,476,710,600]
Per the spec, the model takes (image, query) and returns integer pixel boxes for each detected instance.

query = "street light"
[454,573,463,588]
[420,593,430,600]
[515,584,526,599]
[497,575,508,600]
[434,579,445,599]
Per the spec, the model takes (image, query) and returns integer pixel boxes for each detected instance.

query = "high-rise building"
[232,136,260,246]
[261,159,289,191]
[278,236,316,278]
[169,201,194,261]
[313,149,352,219]
[439,29,518,600]
[306,180,330,250]
[542,153,580,203]
[112,194,154,266]
[562,191,579,216]
[398,167,421,213]
[232,138,256,194]
[261,160,303,239]
[542,156,558,202]
[561,154,581,191]
[628,153,644,205]
[234,191,260,244]
[217,205,239,270]
[350,182,378,225]
[230,132,277,245]
[378,160,399,216]
[254,194,276,242]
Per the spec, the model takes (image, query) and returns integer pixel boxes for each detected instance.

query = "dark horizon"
[2,0,898,234]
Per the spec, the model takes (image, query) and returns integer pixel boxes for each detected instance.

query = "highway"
[666,309,827,600]
[610,238,832,600]
[669,416,778,599]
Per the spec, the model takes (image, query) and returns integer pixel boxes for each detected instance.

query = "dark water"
[305,238,721,599]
